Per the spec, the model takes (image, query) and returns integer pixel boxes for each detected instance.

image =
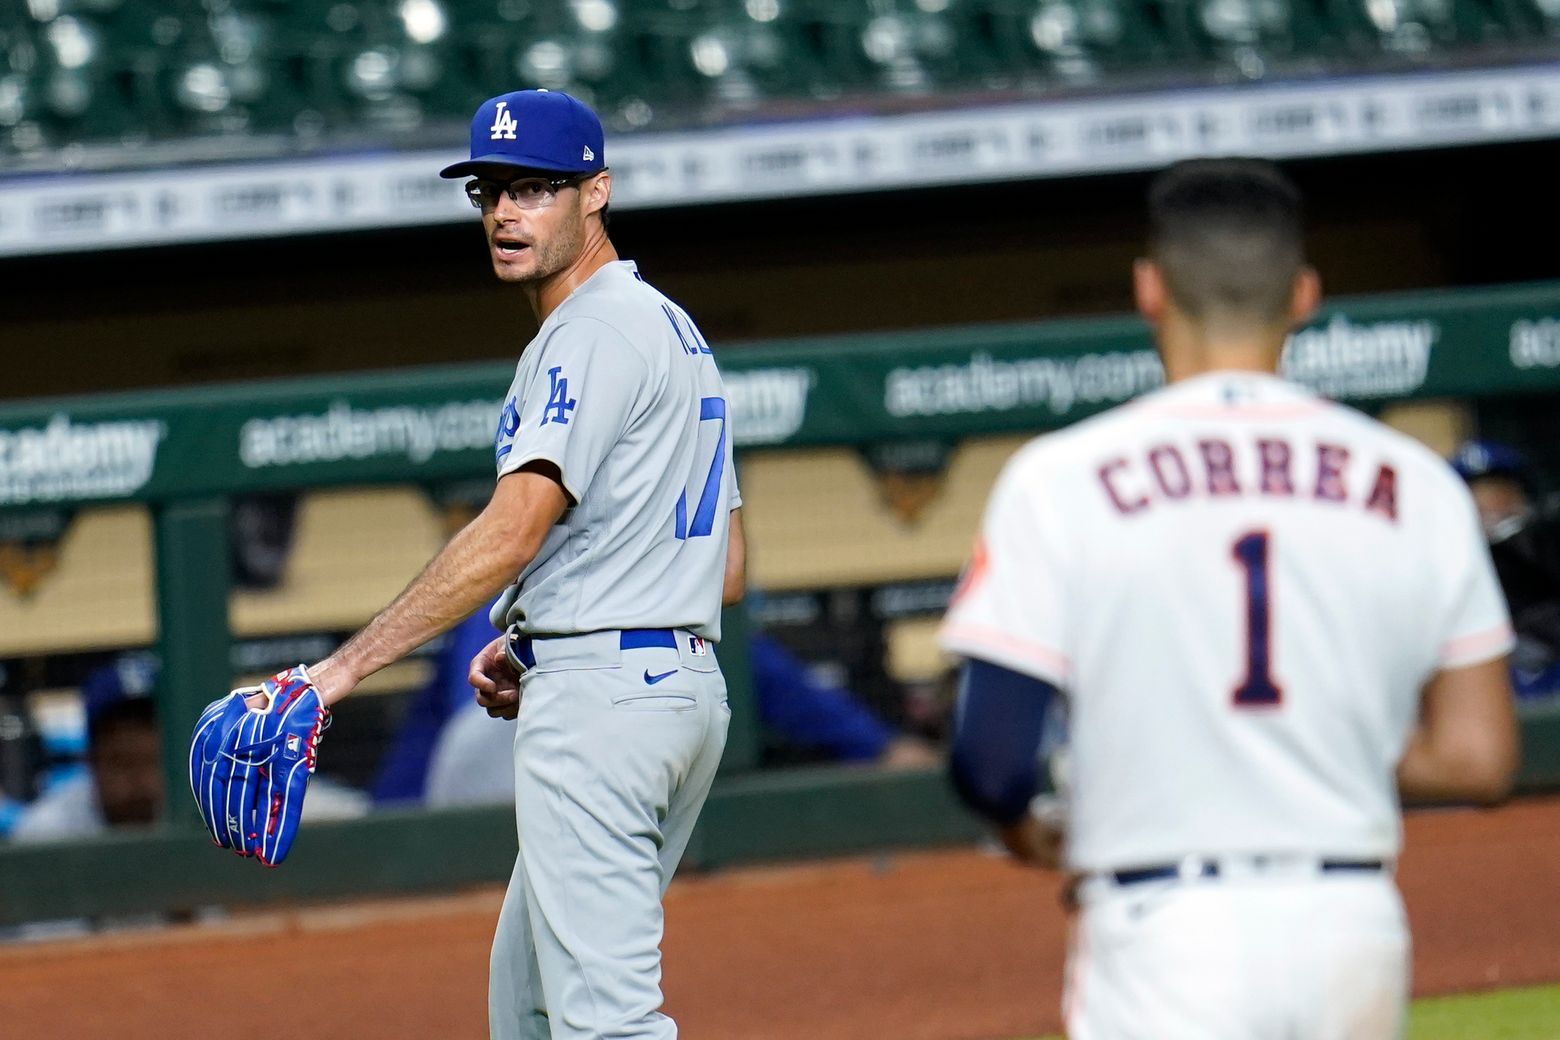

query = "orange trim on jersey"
[940,621,1072,679]
[949,538,990,608]
[1438,623,1515,666]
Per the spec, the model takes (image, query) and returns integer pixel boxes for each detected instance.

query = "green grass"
[1016,982,1560,1040]
[1408,984,1560,1040]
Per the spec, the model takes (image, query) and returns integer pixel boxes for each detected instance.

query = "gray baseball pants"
[488,629,729,1040]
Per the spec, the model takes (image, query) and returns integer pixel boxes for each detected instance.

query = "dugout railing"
[2,279,1560,925]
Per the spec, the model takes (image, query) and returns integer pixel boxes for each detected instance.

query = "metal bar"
[716,604,762,775]
[152,498,233,833]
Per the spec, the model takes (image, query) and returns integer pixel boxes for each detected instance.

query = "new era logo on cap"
[440,89,607,180]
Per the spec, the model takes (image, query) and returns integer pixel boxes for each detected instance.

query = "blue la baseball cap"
[82,652,159,728]
[1452,439,1531,488]
[439,89,606,179]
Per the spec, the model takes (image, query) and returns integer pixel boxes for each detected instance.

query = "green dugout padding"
[0,769,984,926]
[0,280,1558,924]
[0,280,1558,508]
[2,735,1557,926]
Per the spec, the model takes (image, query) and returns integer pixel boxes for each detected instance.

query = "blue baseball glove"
[188,665,331,867]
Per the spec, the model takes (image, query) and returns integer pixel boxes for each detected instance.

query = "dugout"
[1,274,1559,926]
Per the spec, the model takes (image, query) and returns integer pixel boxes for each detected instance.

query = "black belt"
[1111,858,1385,887]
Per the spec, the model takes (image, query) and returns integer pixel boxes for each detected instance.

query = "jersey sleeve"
[939,451,1072,687]
[495,319,649,503]
[1434,478,1515,670]
[725,436,742,511]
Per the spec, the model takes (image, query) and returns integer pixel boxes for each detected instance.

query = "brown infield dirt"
[4,794,1558,1040]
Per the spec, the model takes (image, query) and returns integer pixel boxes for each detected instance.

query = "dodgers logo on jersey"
[490,101,518,141]
[542,366,577,426]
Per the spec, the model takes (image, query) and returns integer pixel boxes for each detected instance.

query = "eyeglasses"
[464,174,588,211]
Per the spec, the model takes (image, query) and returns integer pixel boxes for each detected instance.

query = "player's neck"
[528,230,619,324]
[1158,311,1286,384]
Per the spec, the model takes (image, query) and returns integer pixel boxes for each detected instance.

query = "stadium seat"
[266,0,398,130]
[445,0,626,120]
[443,0,532,101]
[1155,0,1337,75]
[783,1,883,96]
[24,13,151,145]
[970,0,1174,83]
[665,0,839,107]
[1326,0,1509,55]
[0,13,41,152]
[1502,0,1560,35]
[618,0,705,111]
[0,0,1548,156]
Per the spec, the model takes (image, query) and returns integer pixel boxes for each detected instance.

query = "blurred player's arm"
[309,463,568,706]
[1397,657,1519,806]
[723,507,746,605]
[949,658,1065,868]
[1401,474,1524,806]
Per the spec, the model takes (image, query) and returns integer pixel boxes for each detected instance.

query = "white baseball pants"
[488,631,729,1040]
[1065,869,1409,1040]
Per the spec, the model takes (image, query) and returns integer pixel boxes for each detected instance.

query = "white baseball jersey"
[489,260,740,640]
[941,370,1512,871]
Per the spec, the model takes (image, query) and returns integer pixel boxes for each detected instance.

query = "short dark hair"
[1147,158,1305,326]
[89,695,157,749]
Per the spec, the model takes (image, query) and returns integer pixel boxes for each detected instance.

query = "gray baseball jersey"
[489,260,740,640]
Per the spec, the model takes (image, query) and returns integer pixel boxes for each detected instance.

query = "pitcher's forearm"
[314,522,528,703]
[310,467,568,705]
[346,561,514,678]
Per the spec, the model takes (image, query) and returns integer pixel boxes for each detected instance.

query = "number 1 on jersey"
[1232,530,1283,707]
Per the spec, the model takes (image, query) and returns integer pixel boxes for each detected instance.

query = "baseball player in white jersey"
[302,90,744,1039]
[940,159,1518,1039]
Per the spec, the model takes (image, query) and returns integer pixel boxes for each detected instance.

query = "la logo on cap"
[490,100,518,141]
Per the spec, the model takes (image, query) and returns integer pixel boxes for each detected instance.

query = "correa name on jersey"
[1096,432,1399,522]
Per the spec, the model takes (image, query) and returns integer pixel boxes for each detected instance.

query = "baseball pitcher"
[940,159,1518,1039]
[196,89,744,1040]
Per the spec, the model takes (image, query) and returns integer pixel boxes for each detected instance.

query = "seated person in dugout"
[11,658,165,842]
[1453,439,1560,701]
[376,613,939,810]
[12,655,369,843]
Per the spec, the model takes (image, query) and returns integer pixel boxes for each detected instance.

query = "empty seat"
[966,0,1174,84]
[1155,0,1336,76]
[1497,0,1560,35]
[444,0,624,119]
[854,0,970,94]
[23,14,150,144]
[1326,0,1508,55]
[1,0,1547,157]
